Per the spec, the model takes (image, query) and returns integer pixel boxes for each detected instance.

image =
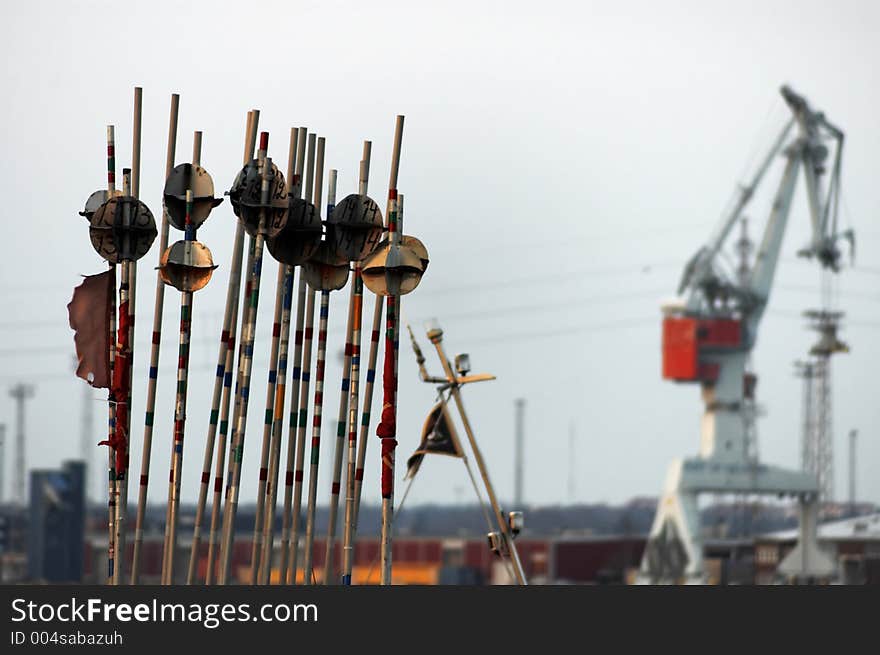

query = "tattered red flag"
[67,269,114,388]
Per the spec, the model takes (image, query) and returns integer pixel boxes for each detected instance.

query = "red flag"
[67,270,113,388]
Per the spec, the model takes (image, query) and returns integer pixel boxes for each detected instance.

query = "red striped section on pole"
[378,115,405,585]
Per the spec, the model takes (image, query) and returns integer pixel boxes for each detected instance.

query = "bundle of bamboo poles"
[76,88,428,586]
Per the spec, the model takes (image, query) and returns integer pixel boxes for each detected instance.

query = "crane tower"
[640,86,854,583]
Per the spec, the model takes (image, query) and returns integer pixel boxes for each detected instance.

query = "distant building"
[28,461,85,583]
[755,512,880,585]
[0,504,27,583]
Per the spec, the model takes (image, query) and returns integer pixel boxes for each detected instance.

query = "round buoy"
[228,157,288,238]
[163,163,223,230]
[89,195,157,263]
[265,197,323,266]
[303,240,350,292]
[158,240,217,292]
[361,235,428,297]
[79,189,120,222]
[327,193,384,262]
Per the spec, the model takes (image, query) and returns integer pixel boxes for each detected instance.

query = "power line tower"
[8,384,35,506]
[794,360,817,477]
[736,217,760,464]
[802,309,848,503]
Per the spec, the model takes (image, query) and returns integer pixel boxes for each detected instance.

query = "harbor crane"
[641,86,854,583]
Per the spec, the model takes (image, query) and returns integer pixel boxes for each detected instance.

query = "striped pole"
[208,240,255,583]
[281,132,316,584]
[217,132,273,585]
[131,93,179,584]
[337,269,363,585]
[113,87,143,585]
[335,143,371,585]
[161,183,196,585]
[104,125,117,585]
[379,115,405,585]
[351,294,383,534]
[248,260,286,583]
[276,127,309,584]
[248,125,302,581]
[205,111,259,584]
[302,151,333,585]
[302,288,329,585]
[162,130,203,584]
[258,127,301,585]
[187,114,252,583]
[320,276,353,582]
[112,168,133,586]
[284,133,317,584]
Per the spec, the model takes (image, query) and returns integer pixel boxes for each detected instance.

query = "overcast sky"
[0,1,878,518]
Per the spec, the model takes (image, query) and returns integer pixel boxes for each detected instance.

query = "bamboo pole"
[112,169,133,586]
[113,87,142,585]
[284,133,317,584]
[248,125,303,579]
[248,255,286,583]
[290,134,327,584]
[317,277,354,581]
[213,243,251,582]
[302,148,333,585]
[258,128,300,584]
[379,115,405,585]
[131,93,179,584]
[187,114,253,583]
[105,125,117,585]
[205,111,259,584]
[335,143,371,585]
[351,295,382,534]
[276,127,309,584]
[217,131,273,585]
[161,132,203,584]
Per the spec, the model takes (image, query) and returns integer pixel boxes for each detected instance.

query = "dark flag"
[67,269,114,388]
[405,399,464,479]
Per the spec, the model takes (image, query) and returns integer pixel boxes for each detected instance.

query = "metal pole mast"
[804,309,846,504]
[514,398,524,508]
[795,361,815,476]
[848,429,857,514]
[425,331,527,585]
[9,384,35,506]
